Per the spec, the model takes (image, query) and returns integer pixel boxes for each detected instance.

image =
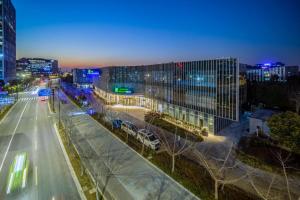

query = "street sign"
[113,87,134,94]
[38,89,51,97]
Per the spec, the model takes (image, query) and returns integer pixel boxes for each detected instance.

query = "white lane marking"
[0,102,29,173]
[35,166,38,186]
[34,140,37,151]
[35,100,38,121]
[48,101,54,114]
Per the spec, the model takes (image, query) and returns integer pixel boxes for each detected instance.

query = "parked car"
[137,129,160,150]
[121,121,139,137]
[112,119,122,129]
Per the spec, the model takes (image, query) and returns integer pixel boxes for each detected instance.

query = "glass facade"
[94,58,240,134]
[246,62,299,82]
[73,68,101,88]
[0,0,16,81]
[16,58,59,77]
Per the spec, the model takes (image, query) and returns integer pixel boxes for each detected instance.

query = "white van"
[121,121,138,137]
[137,129,160,150]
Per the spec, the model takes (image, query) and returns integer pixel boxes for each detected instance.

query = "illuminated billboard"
[87,69,100,76]
[114,87,134,94]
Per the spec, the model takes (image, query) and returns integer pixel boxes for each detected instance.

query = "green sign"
[114,87,133,94]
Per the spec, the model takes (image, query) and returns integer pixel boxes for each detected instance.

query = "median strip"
[54,123,96,200]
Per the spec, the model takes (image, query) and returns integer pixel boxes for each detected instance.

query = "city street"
[0,89,80,199]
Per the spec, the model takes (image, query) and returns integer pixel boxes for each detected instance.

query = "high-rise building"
[94,58,240,134]
[72,68,101,88]
[246,62,299,82]
[0,0,16,82]
[16,58,59,77]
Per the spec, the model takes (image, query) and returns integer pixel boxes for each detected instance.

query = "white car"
[121,121,139,137]
[137,129,160,150]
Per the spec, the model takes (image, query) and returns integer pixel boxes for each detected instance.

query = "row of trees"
[268,111,300,153]
[246,76,300,113]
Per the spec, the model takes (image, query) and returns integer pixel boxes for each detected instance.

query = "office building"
[16,58,59,77]
[0,0,16,82]
[73,68,101,88]
[247,62,299,82]
[94,58,240,134]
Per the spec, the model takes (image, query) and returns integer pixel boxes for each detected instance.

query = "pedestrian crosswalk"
[18,97,40,102]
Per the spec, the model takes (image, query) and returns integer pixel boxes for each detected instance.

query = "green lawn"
[145,113,203,142]
[0,104,14,122]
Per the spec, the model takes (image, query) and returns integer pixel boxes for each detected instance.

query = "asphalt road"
[0,89,80,200]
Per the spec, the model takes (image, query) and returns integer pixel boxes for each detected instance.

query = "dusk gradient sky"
[14,0,300,68]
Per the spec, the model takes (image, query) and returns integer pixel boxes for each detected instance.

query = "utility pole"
[58,78,61,125]
[16,86,19,101]
[52,88,55,112]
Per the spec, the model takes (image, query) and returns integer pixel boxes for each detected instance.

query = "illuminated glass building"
[246,62,299,82]
[72,68,101,88]
[94,58,240,134]
[16,58,59,77]
[0,0,16,82]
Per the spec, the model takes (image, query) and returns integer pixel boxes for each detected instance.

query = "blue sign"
[0,91,8,97]
[87,69,100,76]
[0,97,14,106]
[38,89,51,97]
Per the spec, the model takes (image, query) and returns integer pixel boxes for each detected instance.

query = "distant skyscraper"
[0,0,16,82]
[16,58,59,77]
[246,62,299,82]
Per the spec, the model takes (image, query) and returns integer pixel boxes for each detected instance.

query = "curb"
[48,101,54,114]
[0,102,18,124]
[53,123,87,200]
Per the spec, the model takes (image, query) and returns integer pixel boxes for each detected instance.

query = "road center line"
[0,102,29,173]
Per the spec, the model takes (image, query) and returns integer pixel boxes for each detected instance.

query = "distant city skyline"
[14,0,300,68]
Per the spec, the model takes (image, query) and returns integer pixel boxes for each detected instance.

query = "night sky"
[14,0,300,68]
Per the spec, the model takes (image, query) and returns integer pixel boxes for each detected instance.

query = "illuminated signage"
[114,87,134,94]
[87,69,100,76]
[38,89,51,97]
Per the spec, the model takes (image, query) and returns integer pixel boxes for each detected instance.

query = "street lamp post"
[58,78,61,125]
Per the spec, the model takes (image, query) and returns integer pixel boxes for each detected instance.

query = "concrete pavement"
[0,90,81,199]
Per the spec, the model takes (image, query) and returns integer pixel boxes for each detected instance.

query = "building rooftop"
[250,109,277,121]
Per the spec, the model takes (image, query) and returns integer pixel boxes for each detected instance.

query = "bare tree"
[92,142,132,200]
[194,142,248,200]
[104,107,119,130]
[160,127,196,173]
[248,171,280,200]
[248,151,298,200]
[140,114,157,155]
[276,152,292,200]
